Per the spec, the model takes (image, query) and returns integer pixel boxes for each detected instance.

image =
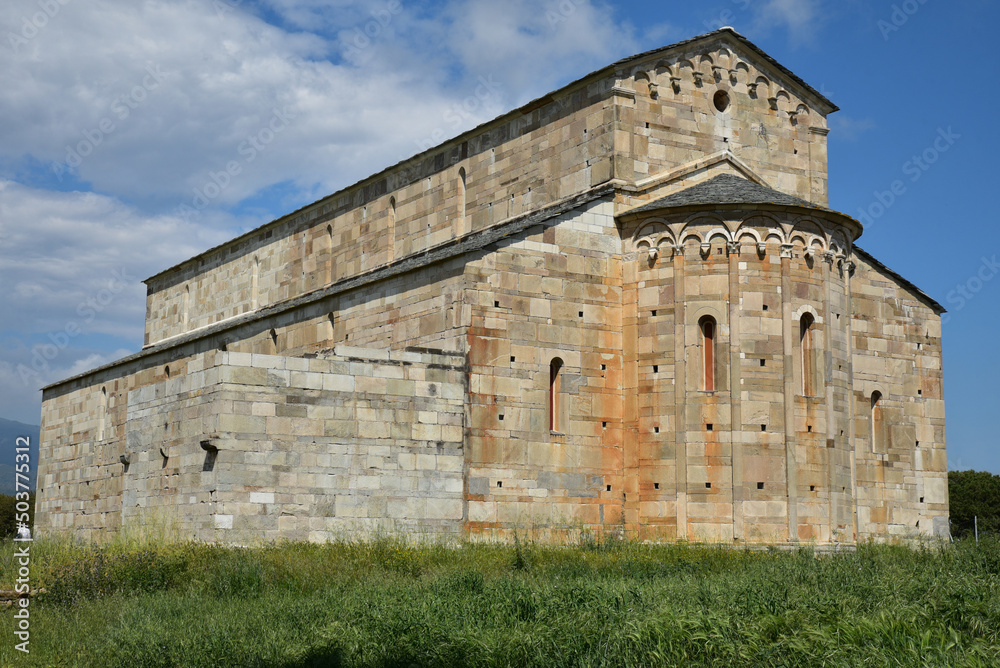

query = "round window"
[713,90,730,113]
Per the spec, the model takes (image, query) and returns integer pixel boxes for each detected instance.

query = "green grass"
[0,535,998,667]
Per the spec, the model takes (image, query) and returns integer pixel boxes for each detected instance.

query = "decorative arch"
[705,227,732,244]
[751,75,770,99]
[734,61,751,83]
[735,227,763,245]
[775,90,791,111]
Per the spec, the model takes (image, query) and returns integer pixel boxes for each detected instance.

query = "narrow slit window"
[457,167,467,236]
[97,387,108,442]
[700,316,716,391]
[251,256,260,309]
[871,391,884,453]
[799,313,817,396]
[326,225,334,284]
[387,197,396,261]
[549,358,564,432]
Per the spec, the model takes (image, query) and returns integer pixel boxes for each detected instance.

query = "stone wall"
[142,32,834,350]
[850,251,948,539]
[38,347,467,542]
[463,199,625,539]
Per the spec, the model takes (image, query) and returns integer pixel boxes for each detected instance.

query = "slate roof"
[625,174,830,215]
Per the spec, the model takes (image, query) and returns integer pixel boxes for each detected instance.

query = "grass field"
[0,533,998,667]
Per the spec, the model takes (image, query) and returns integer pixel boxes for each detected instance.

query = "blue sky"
[0,0,997,473]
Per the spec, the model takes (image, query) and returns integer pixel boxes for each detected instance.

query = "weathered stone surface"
[35,28,946,545]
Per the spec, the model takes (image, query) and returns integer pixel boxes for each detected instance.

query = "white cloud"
[830,115,876,141]
[750,0,824,45]
[0,0,651,426]
[1,0,648,214]
[0,180,232,338]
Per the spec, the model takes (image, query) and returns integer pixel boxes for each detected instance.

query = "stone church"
[36,28,948,545]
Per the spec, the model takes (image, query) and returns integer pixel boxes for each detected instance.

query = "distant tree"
[948,470,1000,539]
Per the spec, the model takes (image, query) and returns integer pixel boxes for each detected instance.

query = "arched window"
[699,316,716,391]
[388,197,396,262]
[549,358,563,432]
[457,167,467,236]
[871,391,884,453]
[799,313,815,396]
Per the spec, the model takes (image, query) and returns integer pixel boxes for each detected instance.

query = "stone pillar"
[728,239,745,541]
[844,254,860,541]
[672,243,688,540]
[622,253,641,538]
[780,242,798,542]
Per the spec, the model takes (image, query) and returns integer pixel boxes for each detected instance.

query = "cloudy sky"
[1,0,997,473]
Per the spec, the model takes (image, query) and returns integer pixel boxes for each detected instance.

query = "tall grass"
[0,535,998,667]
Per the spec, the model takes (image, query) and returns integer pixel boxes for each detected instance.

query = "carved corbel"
[788,109,799,125]
[804,247,815,260]
[670,76,681,93]
[693,71,705,86]
[747,82,758,97]
[672,243,685,258]
[727,240,741,256]
[768,96,779,110]
[700,242,712,257]
[712,65,724,82]
[728,68,739,83]
[647,246,659,265]
[648,82,658,99]
[780,243,794,259]
[822,250,836,265]
[757,241,767,255]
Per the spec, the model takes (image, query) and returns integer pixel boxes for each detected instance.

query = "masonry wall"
[850,253,948,540]
[620,38,831,208]
[143,84,618,347]
[462,199,626,539]
[142,36,835,349]
[38,348,467,542]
